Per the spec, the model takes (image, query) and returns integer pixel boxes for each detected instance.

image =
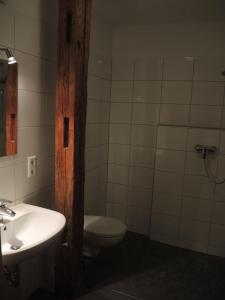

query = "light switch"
[27,156,37,178]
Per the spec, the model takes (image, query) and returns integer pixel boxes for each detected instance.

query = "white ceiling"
[93,0,225,27]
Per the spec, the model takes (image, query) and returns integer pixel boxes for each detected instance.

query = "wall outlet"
[27,156,37,178]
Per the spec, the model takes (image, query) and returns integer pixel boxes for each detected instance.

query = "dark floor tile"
[29,232,225,300]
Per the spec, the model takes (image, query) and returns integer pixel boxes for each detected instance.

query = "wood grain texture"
[6,63,17,156]
[55,0,92,297]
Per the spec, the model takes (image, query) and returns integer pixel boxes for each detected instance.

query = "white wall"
[0,0,57,299]
[85,13,112,215]
[112,21,225,58]
[106,21,225,257]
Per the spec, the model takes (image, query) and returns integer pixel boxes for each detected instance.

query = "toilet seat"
[84,215,126,238]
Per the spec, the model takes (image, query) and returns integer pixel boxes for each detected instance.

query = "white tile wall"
[133,81,161,103]
[0,1,58,298]
[85,50,111,216]
[134,58,163,80]
[161,81,192,104]
[104,55,225,257]
[163,57,194,80]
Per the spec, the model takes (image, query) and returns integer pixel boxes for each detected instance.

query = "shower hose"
[203,156,225,185]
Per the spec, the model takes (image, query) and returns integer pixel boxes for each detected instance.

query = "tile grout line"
[177,57,196,247]
[148,57,164,238]
[125,59,136,227]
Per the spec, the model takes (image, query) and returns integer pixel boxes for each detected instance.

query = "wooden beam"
[6,63,17,156]
[55,0,92,297]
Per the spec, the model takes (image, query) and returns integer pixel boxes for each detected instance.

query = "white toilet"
[83,215,127,257]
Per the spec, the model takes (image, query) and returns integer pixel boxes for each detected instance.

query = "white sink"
[1,203,66,265]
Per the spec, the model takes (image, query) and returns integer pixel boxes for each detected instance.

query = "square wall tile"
[102,79,111,101]
[221,131,225,154]
[127,206,150,235]
[129,166,154,188]
[108,164,129,185]
[107,202,127,223]
[131,125,156,147]
[107,183,127,204]
[185,151,217,176]
[157,126,187,150]
[0,165,15,201]
[85,168,100,191]
[213,184,225,203]
[109,144,130,165]
[217,155,225,178]
[194,57,225,81]
[154,171,183,195]
[0,7,14,48]
[45,94,55,126]
[86,100,101,123]
[100,102,110,123]
[18,90,46,127]
[85,145,107,170]
[190,105,222,128]
[16,127,50,162]
[155,149,185,173]
[134,58,163,80]
[182,197,212,222]
[208,245,225,258]
[132,103,159,125]
[209,224,225,248]
[183,174,214,200]
[180,240,208,254]
[160,104,190,126]
[151,233,179,247]
[130,146,155,168]
[192,82,225,106]
[85,147,101,170]
[212,202,225,225]
[17,51,45,92]
[109,124,130,144]
[163,57,194,80]
[133,81,161,103]
[180,219,210,243]
[89,52,111,79]
[222,107,225,129]
[86,124,108,147]
[151,213,180,239]
[88,75,104,100]
[111,81,133,102]
[0,156,14,168]
[128,186,152,208]
[112,58,134,80]
[187,128,220,151]
[45,23,58,62]
[110,103,132,123]
[152,192,181,216]
[161,81,192,104]
[45,62,57,94]
[15,14,44,57]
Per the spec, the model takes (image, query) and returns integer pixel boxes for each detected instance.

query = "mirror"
[0,59,17,157]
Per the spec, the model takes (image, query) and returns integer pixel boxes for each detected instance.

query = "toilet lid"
[84,215,126,237]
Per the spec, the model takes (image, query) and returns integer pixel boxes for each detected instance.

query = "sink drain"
[10,245,20,250]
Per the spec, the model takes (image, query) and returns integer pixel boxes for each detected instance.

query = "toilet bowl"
[83,215,126,257]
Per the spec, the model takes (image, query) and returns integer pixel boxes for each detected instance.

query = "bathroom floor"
[29,232,225,300]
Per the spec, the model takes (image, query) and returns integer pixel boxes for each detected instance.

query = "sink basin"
[1,203,66,265]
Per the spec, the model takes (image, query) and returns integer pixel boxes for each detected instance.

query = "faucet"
[0,199,16,218]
